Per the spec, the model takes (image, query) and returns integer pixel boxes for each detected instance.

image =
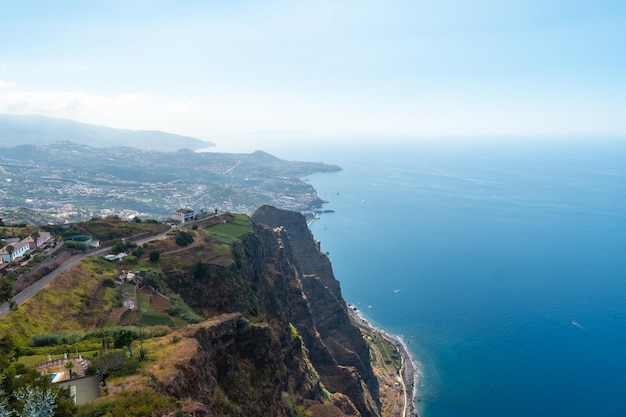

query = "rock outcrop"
[157,205,382,416]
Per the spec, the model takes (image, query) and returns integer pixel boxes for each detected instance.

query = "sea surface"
[290,138,626,417]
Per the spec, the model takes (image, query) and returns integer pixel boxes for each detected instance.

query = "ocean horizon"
[297,138,626,417]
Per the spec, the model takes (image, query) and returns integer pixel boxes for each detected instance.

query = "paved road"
[0,213,221,319]
[0,253,86,317]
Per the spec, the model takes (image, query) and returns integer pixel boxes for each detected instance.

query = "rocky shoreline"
[348,305,419,417]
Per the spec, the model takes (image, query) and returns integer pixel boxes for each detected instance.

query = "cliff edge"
[148,205,383,416]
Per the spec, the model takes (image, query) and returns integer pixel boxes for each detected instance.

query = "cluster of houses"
[0,231,51,264]
[115,269,144,285]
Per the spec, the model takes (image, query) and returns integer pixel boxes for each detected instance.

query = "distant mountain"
[0,113,214,151]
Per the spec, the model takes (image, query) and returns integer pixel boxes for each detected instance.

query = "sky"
[0,0,625,148]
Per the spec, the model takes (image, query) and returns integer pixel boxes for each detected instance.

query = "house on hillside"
[58,375,100,405]
[36,358,99,405]
[0,240,30,263]
[173,208,195,223]
[34,231,51,248]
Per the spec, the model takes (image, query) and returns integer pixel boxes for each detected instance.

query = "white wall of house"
[0,240,29,262]
[36,232,51,247]
[173,208,194,223]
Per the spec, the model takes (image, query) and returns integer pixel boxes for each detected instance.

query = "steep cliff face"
[160,205,382,416]
[251,205,381,415]
[156,313,326,417]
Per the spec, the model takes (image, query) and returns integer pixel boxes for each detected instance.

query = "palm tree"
[5,245,14,261]
[64,359,76,379]
[31,231,40,244]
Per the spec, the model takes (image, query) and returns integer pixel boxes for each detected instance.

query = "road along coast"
[348,305,419,417]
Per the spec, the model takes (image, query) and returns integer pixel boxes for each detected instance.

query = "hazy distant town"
[0,141,340,225]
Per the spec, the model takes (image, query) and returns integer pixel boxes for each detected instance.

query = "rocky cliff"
[155,205,383,416]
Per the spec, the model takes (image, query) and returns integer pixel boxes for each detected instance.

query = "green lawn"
[206,214,251,241]
[139,313,175,327]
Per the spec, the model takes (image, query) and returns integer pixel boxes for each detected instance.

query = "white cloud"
[0,80,16,89]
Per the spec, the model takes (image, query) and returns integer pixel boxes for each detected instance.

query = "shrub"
[94,352,140,381]
[175,231,194,247]
[113,329,136,348]
[30,331,85,347]
[168,294,204,324]
[76,390,175,417]
[102,278,116,288]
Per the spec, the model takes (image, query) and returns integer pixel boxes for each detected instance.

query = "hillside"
[0,208,406,416]
[0,113,213,151]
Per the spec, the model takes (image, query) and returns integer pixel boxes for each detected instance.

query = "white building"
[35,232,51,248]
[23,232,52,251]
[0,240,30,263]
[173,208,195,223]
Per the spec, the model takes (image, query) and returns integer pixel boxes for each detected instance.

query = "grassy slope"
[0,216,249,345]
[205,213,251,241]
[0,257,117,344]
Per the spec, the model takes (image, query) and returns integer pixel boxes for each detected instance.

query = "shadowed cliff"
[157,205,382,416]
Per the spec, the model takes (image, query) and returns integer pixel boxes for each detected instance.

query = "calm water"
[300,139,626,417]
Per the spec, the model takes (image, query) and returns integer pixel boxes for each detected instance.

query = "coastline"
[348,304,419,417]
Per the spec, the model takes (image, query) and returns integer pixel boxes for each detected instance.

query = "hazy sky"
[1,1,625,146]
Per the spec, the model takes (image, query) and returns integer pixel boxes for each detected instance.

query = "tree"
[111,242,125,254]
[16,387,57,417]
[64,360,75,379]
[149,251,160,263]
[5,246,14,261]
[175,231,193,247]
[0,278,13,305]
[30,231,40,242]
[0,396,12,417]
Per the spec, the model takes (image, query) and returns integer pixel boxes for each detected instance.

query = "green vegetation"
[357,325,402,374]
[0,335,77,416]
[0,215,254,416]
[63,240,88,251]
[0,277,13,304]
[45,218,166,242]
[205,213,251,241]
[174,230,194,246]
[28,326,170,349]
[0,257,118,344]
[75,389,176,417]
[168,294,204,324]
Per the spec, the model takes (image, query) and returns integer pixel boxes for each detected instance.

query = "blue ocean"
[291,139,626,417]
